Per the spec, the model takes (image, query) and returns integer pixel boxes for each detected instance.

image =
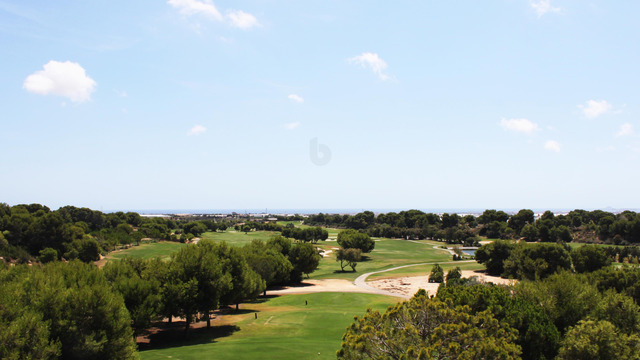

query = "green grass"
[310,238,453,281]
[200,230,280,247]
[109,241,186,261]
[139,292,396,360]
[366,261,484,280]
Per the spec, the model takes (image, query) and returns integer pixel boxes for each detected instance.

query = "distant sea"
[107,208,637,216]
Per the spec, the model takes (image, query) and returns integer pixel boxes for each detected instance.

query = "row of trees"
[107,236,322,333]
[0,235,323,358]
[340,266,640,360]
[475,240,612,280]
[0,203,173,263]
[305,208,640,244]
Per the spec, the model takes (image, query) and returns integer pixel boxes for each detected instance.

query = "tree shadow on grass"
[138,323,240,351]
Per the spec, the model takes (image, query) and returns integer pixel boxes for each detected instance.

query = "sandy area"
[268,271,514,299]
[367,270,515,298]
[268,279,382,296]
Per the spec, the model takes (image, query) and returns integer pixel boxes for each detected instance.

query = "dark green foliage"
[515,271,600,333]
[242,240,293,286]
[428,263,444,283]
[336,248,362,272]
[475,240,517,276]
[445,266,462,282]
[38,247,58,263]
[288,242,321,281]
[281,226,329,243]
[436,282,560,360]
[0,261,138,359]
[337,290,521,359]
[503,242,572,280]
[336,229,375,253]
[571,245,611,273]
[103,258,162,336]
[558,320,640,359]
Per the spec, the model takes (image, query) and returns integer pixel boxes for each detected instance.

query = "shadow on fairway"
[138,323,241,351]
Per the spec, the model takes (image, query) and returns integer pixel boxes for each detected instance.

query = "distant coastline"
[113,207,638,216]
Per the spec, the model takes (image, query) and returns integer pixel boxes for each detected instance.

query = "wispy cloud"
[500,118,540,134]
[284,122,300,130]
[617,123,634,137]
[227,10,259,29]
[168,0,222,20]
[288,94,304,103]
[580,99,612,119]
[23,60,96,103]
[167,0,259,29]
[348,52,391,81]
[187,124,207,135]
[530,0,561,17]
[544,140,561,152]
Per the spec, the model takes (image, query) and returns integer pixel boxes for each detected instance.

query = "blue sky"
[1,0,639,211]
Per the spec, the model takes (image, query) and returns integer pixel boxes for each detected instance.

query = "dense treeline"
[0,235,322,358]
[306,208,640,245]
[340,267,640,360]
[475,241,612,280]
[0,203,179,263]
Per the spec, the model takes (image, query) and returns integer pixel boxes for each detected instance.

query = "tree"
[429,263,444,283]
[337,290,521,359]
[103,257,162,336]
[0,261,137,359]
[337,230,375,253]
[243,240,293,292]
[288,242,321,282]
[336,248,362,272]
[558,320,640,360]
[475,240,517,276]
[571,245,611,273]
[38,247,58,263]
[445,266,462,283]
[503,242,572,280]
[508,209,534,235]
[520,224,538,241]
[203,241,264,311]
[267,235,292,256]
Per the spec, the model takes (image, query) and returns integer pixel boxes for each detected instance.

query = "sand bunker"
[268,271,514,299]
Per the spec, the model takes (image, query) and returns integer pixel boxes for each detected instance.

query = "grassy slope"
[311,238,453,281]
[139,292,396,360]
[108,241,186,261]
[199,230,279,246]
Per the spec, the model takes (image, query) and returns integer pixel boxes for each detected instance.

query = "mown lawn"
[108,241,186,261]
[199,230,280,246]
[310,238,453,281]
[366,260,485,280]
[139,292,396,360]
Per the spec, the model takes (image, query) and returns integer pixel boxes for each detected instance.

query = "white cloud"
[23,60,96,103]
[227,10,259,29]
[168,0,259,29]
[284,122,300,130]
[617,123,634,137]
[530,0,561,17]
[580,99,612,119]
[288,94,304,103]
[187,124,207,135]
[167,0,222,21]
[544,140,561,152]
[348,52,391,81]
[500,118,540,134]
